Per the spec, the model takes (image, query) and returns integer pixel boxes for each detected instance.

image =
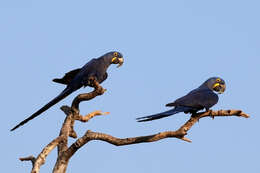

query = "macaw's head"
[202,77,226,94]
[104,51,124,68]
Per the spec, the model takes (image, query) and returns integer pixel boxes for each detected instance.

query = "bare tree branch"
[69,79,106,138]
[178,109,249,132]
[74,110,110,122]
[23,136,63,173]
[19,78,250,173]
[52,107,110,173]
[19,78,107,173]
[64,109,249,160]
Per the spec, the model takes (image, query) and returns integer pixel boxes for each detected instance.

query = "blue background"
[1,1,259,172]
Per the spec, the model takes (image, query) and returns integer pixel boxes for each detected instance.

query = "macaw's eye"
[113,52,118,57]
[216,78,221,82]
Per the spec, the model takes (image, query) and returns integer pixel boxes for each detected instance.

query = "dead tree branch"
[19,155,36,166]
[64,109,249,160]
[32,137,63,173]
[69,78,106,138]
[19,78,250,173]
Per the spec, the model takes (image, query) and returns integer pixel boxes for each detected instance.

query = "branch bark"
[19,78,250,173]
[69,79,106,138]
[19,156,36,166]
[64,109,249,160]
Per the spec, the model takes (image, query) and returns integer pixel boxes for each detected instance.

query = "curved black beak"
[117,57,124,68]
[213,83,226,94]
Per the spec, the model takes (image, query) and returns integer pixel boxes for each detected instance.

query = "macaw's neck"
[98,56,113,70]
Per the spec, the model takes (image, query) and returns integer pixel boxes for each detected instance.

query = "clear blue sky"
[1,1,259,172]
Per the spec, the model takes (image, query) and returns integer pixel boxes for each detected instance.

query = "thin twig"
[74,110,109,122]
[19,155,36,166]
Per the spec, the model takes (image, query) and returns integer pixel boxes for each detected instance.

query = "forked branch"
[19,78,250,173]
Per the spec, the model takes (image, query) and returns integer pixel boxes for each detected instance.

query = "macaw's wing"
[99,72,108,84]
[166,89,218,110]
[80,59,108,86]
[53,68,81,85]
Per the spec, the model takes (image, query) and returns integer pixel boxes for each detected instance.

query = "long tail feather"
[10,87,73,131]
[53,78,68,85]
[136,106,191,122]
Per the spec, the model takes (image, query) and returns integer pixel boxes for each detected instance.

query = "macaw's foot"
[208,109,214,119]
[97,87,107,95]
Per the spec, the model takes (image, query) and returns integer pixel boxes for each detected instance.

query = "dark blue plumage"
[137,77,226,122]
[11,51,124,131]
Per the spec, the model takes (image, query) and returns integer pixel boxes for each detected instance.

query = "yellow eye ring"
[113,52,118,57]
[216,78,221,82]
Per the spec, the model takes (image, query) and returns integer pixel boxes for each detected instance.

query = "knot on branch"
[177,127,189,135]
[60,106,72,115]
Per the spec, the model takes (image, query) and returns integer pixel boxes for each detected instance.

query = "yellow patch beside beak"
[111,57,124,67]
[112,57,117,63]
[213,83,220,89]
